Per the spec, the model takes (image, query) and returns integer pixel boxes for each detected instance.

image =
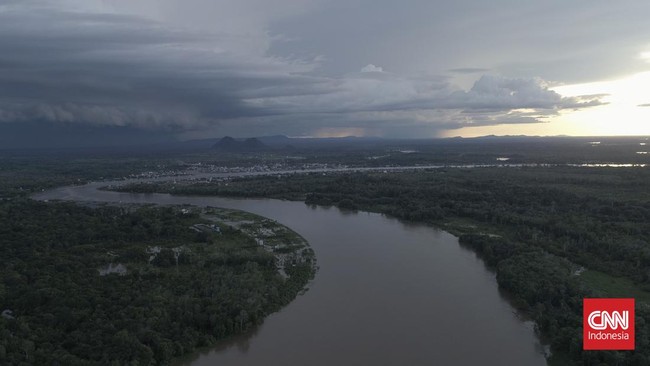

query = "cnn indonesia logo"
[583,298,635,350]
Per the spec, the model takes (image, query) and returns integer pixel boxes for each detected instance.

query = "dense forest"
[2,139,648,365]
[0,200,314,365]
[119,166,650,365]
[0,154,181,199]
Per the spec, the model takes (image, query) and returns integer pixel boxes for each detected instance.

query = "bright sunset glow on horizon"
[444,70,650,138]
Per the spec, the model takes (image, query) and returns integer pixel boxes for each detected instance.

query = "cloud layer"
[0,1,606,139]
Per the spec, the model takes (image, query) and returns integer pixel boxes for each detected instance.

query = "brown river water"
[35,182,548,366]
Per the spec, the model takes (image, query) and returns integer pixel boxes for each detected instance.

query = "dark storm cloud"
[0,1,606,139]
[241,73,601,134]
[0,2,322,129]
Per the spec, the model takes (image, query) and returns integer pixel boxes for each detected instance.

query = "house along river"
[35,180,547,366]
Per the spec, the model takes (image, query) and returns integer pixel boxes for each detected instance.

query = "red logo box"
[583,298,635,350]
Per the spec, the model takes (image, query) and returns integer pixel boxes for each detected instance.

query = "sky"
[1,0,649,145]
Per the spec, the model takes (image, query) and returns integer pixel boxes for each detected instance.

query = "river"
[35,182,548,366]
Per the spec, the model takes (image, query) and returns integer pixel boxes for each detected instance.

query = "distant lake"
[36,182,548,366]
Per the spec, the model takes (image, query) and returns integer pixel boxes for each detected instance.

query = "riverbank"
[33,181,548,366]
[109,166,650,365]
[1,198,315,365]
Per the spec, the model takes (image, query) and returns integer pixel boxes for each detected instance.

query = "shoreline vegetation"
[113,166,650,365]
[1,138,648,366]
[0,200,315,365]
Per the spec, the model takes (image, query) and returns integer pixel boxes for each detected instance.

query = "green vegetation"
[0,200,314,365]
[0,154,181,198]
[120,166,650,365]
[2,138,649,365]
[580,270,650,304]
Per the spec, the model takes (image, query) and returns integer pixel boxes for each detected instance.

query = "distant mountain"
[212,136,269,152]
